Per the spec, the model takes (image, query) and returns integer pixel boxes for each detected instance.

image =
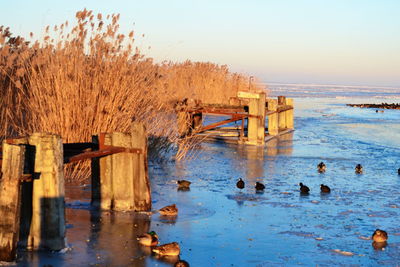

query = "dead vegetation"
[0,9,262,182]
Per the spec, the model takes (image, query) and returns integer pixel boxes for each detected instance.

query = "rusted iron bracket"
[20,174,33,182]
[186,109,250,117]
[277,105,293,113]
[63,142,96,151]
[195,114,248,134]
[64,145,142,164]
[186,109,261,119]
[266,105,293,115]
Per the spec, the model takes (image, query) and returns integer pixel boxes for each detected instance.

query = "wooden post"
[94,122,151,211]
[2,138,33,251]
[238,91,266,145]
[192,112,203,132]
[131,122,151,211]
[0,143,25,262]
[97,133,113,210]
[177,111,191,138]
[175,99,191,138]
[278,96,286,131]
[91,135,102,207]
[285,98,294,129]
[111,132,136,211]
[267,99,278,136]
[27,133,65,251]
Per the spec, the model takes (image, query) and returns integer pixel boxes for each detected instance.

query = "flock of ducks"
[235,161,393,249]
[136,181,189,266]
[234,161,367,195]
[136,162,396,263]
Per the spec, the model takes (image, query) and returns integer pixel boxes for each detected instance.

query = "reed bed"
[0,9,261,182]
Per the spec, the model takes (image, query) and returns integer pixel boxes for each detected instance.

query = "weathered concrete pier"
[0,122,150,262]
[176,91,294,145]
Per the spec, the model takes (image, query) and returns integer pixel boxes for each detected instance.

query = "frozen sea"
[12,83,400,267]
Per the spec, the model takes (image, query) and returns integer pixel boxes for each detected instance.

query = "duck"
[398,168,400,175]
[137,231,159,246]
[355,164,363,174]
[255,182,265,191]
[152,242,180,256]
[174,260,190,267]
[372,229,388,243]
[159,204,178,216]
[317,162,326,173]
[372,241,387,250]
[320,184,331,193]
[177,180,191,189]
[236,178,245,189]
[299,183,310,194]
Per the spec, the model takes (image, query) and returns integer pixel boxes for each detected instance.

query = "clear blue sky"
[2,0,400,87]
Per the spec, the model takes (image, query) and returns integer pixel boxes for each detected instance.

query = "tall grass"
[158,61,252,105]
[0,9,261,182]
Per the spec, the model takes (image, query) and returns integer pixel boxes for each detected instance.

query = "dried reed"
[0,9,261,182]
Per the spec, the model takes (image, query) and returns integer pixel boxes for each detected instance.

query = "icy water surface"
[12,96,400,266]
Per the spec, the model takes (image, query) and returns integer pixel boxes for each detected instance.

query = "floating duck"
[177,180,191,189]
[372,241,387,250]
[320,184,331,193]
[398,168,400,175]
[137,231,159,246]
[174,260,190,267]
[317,162,326,173]
[236,178,245,189]
[372,229,388,243]
[355,164,363,174]
[299,183,310,194]
[159,204,178,216]
[152,242,180,256]
[255,182,265,191]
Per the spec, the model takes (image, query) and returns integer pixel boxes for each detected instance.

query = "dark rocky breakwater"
[347,103,400,109]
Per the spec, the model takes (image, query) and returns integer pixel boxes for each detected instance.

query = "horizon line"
[263,82,400,90]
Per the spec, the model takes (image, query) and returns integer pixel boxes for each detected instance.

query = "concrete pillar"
[28,133,66,251]
[238,91,266,146]
[93,122,151,211]
[130,122,151,211]
[278,96,286,130]
[0,143,25,261]
[285,98,294,129]
[267,99,278,136]
[177,111,191,138]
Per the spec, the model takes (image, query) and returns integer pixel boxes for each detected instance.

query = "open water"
[11,83,400,266]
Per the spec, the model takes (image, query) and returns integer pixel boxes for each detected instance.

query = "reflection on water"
[372,241,388,250]
[265,132,294,156]
[87,210,150,267]
[16,96,400,266]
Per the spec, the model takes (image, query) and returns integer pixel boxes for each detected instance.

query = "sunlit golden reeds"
[0,9,261,182]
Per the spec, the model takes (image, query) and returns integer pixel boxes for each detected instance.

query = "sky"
[2,0,400,87]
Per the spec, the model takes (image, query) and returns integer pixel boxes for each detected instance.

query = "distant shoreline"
[265,82,400,90]
[347,103,400,109]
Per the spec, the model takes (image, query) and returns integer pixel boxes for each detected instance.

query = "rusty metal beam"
[266,105,293,115]
[64,145,142,164]
[99,132,106,150]
[196,116,245,133]
[186,109,261,119]
[185,108,240,115]
[20,174,33,182]
[277,105,293,113]
[198,108,246,114]
[63,142,97,151]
